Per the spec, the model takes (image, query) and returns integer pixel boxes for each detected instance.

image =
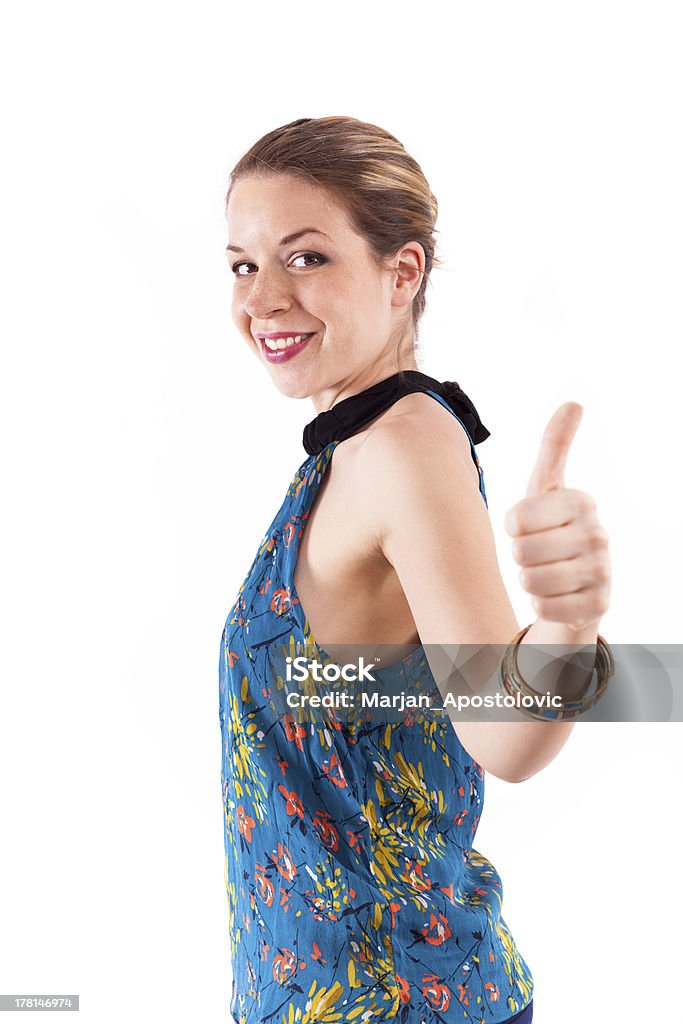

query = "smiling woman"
[224,173,428,404]
[218,115,610,1024]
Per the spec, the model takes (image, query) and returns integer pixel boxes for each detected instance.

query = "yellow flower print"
[301,979,345,1023]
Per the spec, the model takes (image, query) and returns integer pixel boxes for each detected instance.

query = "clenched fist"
[504,403,611,633]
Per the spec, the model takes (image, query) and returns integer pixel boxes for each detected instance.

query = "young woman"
[219,116,611,1024]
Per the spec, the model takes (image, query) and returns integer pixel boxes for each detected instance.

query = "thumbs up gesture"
[504,403,611,633]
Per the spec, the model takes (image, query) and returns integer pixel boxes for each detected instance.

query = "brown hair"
[225,116,441,349]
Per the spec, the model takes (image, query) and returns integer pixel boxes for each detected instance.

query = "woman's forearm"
[448,616,601,784]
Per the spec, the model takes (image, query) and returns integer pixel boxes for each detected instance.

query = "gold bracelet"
[500,623,614,721]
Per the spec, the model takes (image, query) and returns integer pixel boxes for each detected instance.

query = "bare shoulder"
[355,391,481,489]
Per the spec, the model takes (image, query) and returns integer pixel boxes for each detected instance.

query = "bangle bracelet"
[500,623,614,721]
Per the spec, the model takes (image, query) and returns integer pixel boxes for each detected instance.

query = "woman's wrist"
[524,615,600,647]
[515,616,600,703]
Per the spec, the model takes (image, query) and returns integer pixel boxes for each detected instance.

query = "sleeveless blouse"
[219,373,535,1023]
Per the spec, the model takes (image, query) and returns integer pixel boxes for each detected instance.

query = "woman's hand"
[504,403,611,634]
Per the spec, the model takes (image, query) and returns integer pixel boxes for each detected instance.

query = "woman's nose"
[243,268,292,320]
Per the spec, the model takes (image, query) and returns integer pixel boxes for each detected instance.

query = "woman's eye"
[290,252,327,269]
[231,262,256,277]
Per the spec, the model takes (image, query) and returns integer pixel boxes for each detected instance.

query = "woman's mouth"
[259,332,316,363]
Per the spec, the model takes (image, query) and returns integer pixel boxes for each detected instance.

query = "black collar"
[302,370,490,455]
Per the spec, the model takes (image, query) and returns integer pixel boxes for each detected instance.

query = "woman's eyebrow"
[226,228,330,254]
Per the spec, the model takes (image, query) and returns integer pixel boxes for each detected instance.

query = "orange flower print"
[454,809,469,826]
[485,981,501,1002]
[283,713,307,752]
[422,974,451,1011]
[227,650,239,668]
[237,804,256,844]
[440,883,456,906]
[273,841,297,881]
[321,753,347,788]
[258,578,273,595]
[270,586,298,615]
[272,947,298,984]
[346,828,365,854]
[389,901,401,928]
[311,941,328,964]
[309,896,327,921]
[231,594,247,626]
[282,520,297,548]
[421,912,452,946]
[402,860,431,891]
[456,982,471,1006]
[278,785,304,820]
[312,809,340,851]
[396,973,411,1005]
[254,863,275,908]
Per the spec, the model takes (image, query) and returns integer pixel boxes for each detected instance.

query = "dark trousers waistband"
[503,1000,533,1024]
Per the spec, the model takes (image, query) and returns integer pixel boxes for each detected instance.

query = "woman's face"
[226,173,420,410]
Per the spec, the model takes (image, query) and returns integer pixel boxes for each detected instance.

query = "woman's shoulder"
[353,390,481,490]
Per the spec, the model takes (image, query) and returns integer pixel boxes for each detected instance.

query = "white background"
[1,2,681,1021]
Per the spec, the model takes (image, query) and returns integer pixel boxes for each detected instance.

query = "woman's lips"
[260,333,316,363]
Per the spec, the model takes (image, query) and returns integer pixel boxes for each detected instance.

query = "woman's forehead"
[227,174,351,239]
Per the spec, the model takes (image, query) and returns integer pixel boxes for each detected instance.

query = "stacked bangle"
[500,623,614,721]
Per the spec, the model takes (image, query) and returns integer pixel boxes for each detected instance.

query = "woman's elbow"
[486,764,538,784]
[454,720,576,783]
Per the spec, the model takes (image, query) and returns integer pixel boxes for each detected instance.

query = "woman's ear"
[390,241,426,309]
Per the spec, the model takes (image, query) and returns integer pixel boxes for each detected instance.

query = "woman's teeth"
[264,334,311,351]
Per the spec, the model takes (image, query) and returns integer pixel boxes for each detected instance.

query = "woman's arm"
[358,397,610,784]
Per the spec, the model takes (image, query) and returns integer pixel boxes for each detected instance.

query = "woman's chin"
[265,366,317,401]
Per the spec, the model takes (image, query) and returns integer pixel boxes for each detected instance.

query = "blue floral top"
[219,389,534,1023]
